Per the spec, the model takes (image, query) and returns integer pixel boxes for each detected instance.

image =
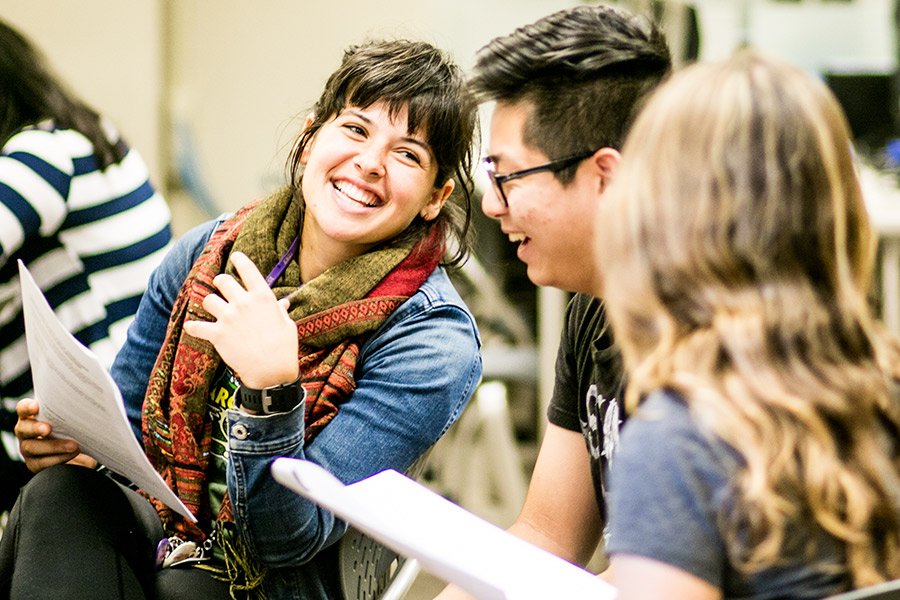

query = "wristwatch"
[236,375,305,415]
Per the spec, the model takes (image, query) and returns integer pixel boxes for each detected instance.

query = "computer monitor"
[824,71,900,154]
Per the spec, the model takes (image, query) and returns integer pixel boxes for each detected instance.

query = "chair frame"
[336,449,432,600]
[338,526,408,600]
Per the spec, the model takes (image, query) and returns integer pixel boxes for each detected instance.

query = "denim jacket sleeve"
[111,219,220,440]
[226,267,482,567]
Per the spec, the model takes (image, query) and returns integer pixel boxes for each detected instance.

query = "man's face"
[483,101,605,294]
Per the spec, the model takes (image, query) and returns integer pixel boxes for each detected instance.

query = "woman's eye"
[399,150,423,165]
[343,124,365,136]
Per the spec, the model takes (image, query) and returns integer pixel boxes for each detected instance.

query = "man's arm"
[434,423,602,599]
[607,555,721,600]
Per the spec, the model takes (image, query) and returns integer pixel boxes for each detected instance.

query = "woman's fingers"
[182,253,298,390]
[20,436,78,460]
[15,398,48,438]
[230,252,269,293]
[211,252,269,302]
[183,319,216,342]
[15,398,81,473]
[67,453,98,469]
[205,253,272,315]
[21,443,81,473]
[211,274,245,303]
[16,396,39,419]
[201,291,229,319]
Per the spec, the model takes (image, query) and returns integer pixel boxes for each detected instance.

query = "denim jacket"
[111,219,483,599]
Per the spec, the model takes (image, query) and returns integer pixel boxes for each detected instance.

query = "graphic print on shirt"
[580,383,621,495]
[208,364,240,463]
[581,383,621,542]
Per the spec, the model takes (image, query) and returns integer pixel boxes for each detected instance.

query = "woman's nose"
[353,145,387,177]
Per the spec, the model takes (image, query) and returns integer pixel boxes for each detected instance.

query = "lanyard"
[264,234,300,287]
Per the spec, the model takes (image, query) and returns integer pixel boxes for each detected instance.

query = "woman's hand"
[184,251,299,390]
[14,398,93,473]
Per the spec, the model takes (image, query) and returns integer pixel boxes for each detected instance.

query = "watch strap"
[236,375,305,415]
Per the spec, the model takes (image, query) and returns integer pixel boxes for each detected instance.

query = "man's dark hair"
[0,20,126,169]
[471,4,671,183]
[289,39,478,267]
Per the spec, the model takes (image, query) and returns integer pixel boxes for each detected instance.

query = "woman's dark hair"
[0,20,124,169]
[288,39,478,267]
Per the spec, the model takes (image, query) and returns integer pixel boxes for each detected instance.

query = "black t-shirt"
[547,293,625,525]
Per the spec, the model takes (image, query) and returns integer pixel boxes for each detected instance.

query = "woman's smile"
[332,178,382,209]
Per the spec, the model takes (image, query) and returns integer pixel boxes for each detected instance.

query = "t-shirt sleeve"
[605,391,732,588]
[547,295,581,432]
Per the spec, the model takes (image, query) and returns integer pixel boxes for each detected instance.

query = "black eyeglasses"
[482,151,596,207]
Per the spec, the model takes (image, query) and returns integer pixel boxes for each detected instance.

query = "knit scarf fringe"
[196,531,269,600]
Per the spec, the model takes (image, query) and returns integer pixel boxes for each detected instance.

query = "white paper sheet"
[271,457,618,600]
[18,261,195,522]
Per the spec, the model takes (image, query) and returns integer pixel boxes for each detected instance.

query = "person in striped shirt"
[0,19,173,511]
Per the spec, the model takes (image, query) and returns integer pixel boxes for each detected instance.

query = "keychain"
[156,531,216,569]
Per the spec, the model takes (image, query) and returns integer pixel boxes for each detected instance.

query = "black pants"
[0,465,230,599]
[0,435,32,514]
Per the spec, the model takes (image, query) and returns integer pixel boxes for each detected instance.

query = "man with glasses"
[436,5,671,597]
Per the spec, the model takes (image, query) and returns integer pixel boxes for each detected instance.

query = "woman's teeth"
[335,181,379,207]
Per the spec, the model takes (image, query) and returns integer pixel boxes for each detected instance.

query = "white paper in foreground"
[272,457,617,600]
[18,261,195,522]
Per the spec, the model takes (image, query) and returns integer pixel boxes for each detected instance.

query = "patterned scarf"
[142,186,442,542]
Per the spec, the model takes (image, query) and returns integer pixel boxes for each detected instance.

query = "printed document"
[19,261,195,522]
[272,457,618,600]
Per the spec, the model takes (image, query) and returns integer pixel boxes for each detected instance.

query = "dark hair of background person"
[0,20,126,170]
[469,4,671,184]
[288,39,479,268]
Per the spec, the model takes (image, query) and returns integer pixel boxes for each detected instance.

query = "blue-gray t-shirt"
[605,390,847,599]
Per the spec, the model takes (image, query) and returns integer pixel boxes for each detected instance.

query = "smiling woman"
[1,39,482,600]
[297,102,455,276]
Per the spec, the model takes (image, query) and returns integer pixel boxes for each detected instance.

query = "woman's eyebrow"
[344,109,372,124]
[401,136,433,156]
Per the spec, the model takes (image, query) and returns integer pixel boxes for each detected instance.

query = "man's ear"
[296,112,316,164]
[421,178,455,221]
[589,147,622,195]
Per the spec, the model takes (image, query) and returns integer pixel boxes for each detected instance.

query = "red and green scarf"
[142,185,442,542]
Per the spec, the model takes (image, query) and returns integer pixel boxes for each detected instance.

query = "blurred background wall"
[3,0,599,235]
[4,0,896,236]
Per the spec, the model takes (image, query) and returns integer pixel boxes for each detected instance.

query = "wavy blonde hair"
[599,49,900,587]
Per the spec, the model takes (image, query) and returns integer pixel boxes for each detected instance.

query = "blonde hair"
[599,49,900,587]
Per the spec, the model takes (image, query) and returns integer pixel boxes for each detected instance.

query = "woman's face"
[299,101,453,261]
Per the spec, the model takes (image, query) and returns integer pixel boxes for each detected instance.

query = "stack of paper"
[271,457,617,600]
[19,261,195,523]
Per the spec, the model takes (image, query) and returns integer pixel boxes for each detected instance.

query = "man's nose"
[481,183,506,219]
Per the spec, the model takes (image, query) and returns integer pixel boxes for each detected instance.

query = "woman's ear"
[297,112,316,165]
[591,147,622,195]
[420,179,455,221]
